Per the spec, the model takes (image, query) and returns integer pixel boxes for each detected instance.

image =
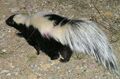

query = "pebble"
[30,64,38,69]
[1,49,7,53]
[9,63,15,68]
[30,64,40,72]
[13,72,19,76]
[10,7,19,13]
[0,70,9,74]
[0,33,4,39]
[6,73,11,76]
[0,20,4,25]
[8,29,12,33]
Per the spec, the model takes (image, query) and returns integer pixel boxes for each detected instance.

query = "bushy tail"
[64,20,119,74]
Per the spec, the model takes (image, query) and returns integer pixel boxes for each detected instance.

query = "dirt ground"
[0,0,120,79]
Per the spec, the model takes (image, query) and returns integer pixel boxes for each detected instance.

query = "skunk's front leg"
[60,46,73,62]
[49,51,60,60]
[34,45,41,55]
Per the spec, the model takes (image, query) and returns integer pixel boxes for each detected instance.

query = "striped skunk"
[6,12,119,74]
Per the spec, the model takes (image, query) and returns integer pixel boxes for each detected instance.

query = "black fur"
[6,14,73,62]
[44,14,70,26]
[60,46,73,62]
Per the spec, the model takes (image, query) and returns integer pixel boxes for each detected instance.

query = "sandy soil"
[0,0,120,79]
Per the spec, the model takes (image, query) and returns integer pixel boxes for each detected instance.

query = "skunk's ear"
[6,14,16,26]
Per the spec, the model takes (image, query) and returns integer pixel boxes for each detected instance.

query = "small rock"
[2,15,6,18]
[95,75,99,78]
[9,63,15,68]
[8,29,11,33]
[1,49,7,53]
[0,70,9,74]
[10,7,19,13]
[0,20,4,25]
[30,64,38,69]
[57,66,60,69]
[14,72,19,76]
[40,64,51,71]
[28,74,37,79]
[6,73,11,76]
[0,33,4,39]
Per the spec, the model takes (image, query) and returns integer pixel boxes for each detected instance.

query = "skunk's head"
[6,14,17,26]
[6,14,30,34]
[6,14,29,26]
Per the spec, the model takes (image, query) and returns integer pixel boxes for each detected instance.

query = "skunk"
[6,14,65,60]
[6,12,118,74]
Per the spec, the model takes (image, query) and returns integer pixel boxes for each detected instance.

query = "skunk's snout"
[6,14,16,26]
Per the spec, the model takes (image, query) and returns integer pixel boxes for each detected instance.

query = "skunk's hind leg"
[60,46,73,62]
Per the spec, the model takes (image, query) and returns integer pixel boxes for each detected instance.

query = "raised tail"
[63,20,119,74]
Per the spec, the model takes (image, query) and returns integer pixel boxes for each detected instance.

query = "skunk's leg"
[49,51,60,60]
[34,45,41,55]
[60,46,73,62]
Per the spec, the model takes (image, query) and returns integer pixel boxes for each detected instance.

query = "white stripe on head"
[13,14,30,26]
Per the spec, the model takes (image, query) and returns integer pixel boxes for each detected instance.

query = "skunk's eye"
[11,21,15,24]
